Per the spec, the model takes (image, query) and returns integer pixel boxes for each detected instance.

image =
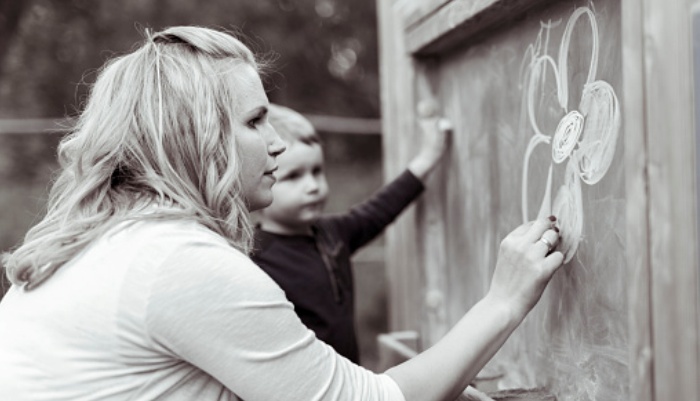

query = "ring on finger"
[538,236,553,251]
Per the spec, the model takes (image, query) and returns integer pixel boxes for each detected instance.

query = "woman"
[0,26,563,401]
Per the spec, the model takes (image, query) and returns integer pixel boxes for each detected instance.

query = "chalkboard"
[397,0,628,399]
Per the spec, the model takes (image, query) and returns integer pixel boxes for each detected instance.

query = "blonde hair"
[267,103,320,146]
[4,26,263,289]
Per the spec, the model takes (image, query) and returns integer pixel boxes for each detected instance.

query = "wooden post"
[642,0,700,398]
[621,0,654,399]
[377,0,423,332]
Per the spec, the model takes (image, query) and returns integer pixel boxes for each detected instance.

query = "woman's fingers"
[542,250,565,277]
[525,216,557,243]
[491,218,566,316]
[534,228,560,255]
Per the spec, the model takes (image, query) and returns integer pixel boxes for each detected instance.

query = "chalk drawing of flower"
[521,6,621,263]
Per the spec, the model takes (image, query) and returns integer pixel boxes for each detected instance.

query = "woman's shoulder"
[107,218,279,295]
[100,218,252,274]
[110,218,230,249]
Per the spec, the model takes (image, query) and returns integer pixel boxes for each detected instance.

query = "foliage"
[0,1,384,300]
[0,0,379,118]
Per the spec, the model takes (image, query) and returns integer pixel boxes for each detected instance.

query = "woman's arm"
[145,217,561,401]
[386,217,563,401]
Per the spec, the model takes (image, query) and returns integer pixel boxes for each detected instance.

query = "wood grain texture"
[641,0,700,398]
[621,0,654,399]
[425,5,630,397]
[380,0,700,399]
[404,0,556,57]
[402,0,452,31]
[377,0,423,332]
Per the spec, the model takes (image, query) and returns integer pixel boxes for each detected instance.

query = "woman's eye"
[247,117,262,129]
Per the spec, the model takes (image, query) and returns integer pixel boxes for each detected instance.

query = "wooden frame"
[639,0,700,399]
[378,0,700,399]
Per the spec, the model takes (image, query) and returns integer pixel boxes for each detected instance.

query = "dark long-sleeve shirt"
[252,170,424,363]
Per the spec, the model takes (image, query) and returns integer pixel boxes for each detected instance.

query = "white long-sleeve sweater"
[0,219,405,401]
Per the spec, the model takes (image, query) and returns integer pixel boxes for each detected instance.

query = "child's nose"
[305,175,320,192]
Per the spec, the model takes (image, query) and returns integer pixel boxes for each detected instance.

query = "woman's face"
[229,64,286,211]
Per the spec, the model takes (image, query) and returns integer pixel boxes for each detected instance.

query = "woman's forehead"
[228,63,268,112]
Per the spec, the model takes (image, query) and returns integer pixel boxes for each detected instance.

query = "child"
[252,103,452,363]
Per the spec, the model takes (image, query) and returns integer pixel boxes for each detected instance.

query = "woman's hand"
[486,216,565,322]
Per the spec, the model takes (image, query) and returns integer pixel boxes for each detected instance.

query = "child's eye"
[282,172,300,181]
[312,166,323,176]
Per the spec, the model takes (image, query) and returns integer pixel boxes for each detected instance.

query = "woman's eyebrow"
[245,106,268,119]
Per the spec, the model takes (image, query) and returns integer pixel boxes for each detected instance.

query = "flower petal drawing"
[558,7,599,111]
[576,81,621,185]
[521,5,621,263]
[552,160,584,263]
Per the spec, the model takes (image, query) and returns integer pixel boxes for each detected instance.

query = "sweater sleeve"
[144,239,405,401]
[323,169,424,253]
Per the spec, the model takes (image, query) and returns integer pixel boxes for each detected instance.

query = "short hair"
[4,26,262,289]
[267,103,321,146]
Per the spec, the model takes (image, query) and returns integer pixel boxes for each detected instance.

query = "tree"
[0,0,383,297]
[0,0,379,118]
[0,0,29,77]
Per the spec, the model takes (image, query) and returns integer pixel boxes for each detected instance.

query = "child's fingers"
[437,118,453,135]
[417,98,440,119]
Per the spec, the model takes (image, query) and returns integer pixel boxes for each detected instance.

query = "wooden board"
[420,2,629,399]
[378,0,700,399]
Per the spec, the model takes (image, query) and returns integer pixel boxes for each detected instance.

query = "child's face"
[260,141,329,235]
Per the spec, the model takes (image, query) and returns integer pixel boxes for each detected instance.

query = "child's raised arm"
[407,99,453,182]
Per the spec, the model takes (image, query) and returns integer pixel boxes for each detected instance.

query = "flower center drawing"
[552,110,584,164]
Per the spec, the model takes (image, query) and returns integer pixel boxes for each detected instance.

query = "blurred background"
[0,0,386,370]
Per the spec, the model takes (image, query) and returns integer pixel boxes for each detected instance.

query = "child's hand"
[408,99,453,182]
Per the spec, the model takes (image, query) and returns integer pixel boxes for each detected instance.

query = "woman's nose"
[267,127,286,156]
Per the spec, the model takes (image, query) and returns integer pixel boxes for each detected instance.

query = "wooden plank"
[0,118,73,134]
[377,0,423,332]
[402,0,452,31]
[642,0,700,398]
[621,0,654,400]
[0,115,380,136]
[412,63,452,347]
[488,388,556,401]
[404,0,556,57]
[304,114,380,135]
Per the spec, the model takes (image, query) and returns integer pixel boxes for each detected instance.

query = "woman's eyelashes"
[246,116,262,129]
[246,109,268,129]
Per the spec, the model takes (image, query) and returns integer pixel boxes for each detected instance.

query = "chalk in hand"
[418,98,453,135]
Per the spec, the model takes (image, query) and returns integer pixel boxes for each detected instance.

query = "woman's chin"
[246,194,274,212]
